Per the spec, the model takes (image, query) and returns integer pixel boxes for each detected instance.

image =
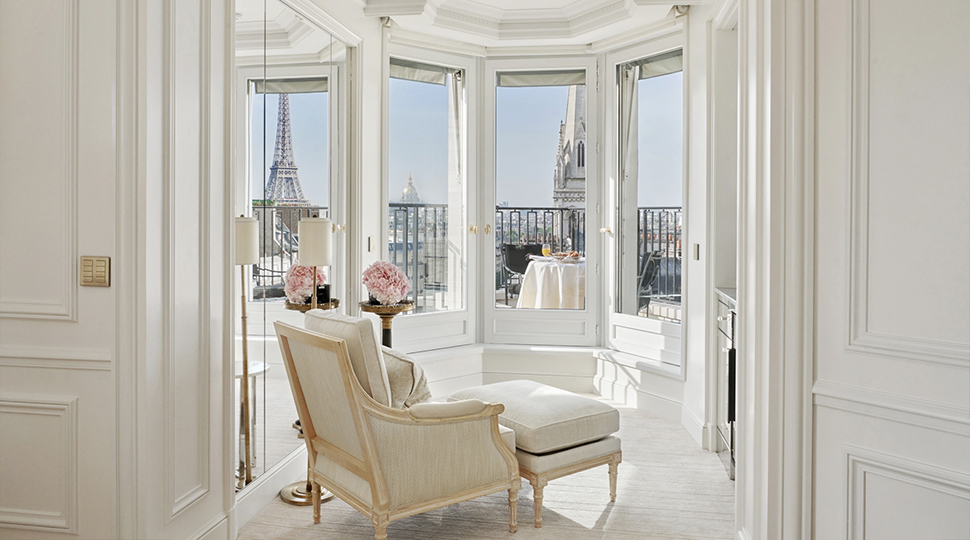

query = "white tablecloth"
[516,258,586,309]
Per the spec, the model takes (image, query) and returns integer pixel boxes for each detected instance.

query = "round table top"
[284,298,340,312]
[234,361,269,379]
[357,300,415,315]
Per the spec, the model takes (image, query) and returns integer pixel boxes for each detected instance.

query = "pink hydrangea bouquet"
[284,263,326,304]
[362,261,410,305]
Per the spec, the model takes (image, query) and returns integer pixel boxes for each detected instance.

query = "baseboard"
[233,445,307,534]
[194,516,229,540]
[681,406,709,448]
[595,377,683,422]
[482,372,596,394]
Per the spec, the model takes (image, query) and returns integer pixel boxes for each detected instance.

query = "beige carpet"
[238,402,736,540]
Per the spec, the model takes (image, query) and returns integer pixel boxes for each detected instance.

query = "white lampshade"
[298,217,332,267]
[235,216,259,265]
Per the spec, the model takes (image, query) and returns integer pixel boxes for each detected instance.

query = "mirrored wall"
[233,0,347,490]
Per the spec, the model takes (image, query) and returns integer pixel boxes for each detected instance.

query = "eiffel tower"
[265,93,309,205]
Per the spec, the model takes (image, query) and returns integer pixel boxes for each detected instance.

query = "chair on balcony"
[501,243,544,305]
[275,318,520,540]
[637,249,664,314]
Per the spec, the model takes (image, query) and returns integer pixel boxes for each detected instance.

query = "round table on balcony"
[516,257,586,310]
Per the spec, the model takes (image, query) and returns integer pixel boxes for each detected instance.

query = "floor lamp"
[235,216,259,486]
[281,216,333,505]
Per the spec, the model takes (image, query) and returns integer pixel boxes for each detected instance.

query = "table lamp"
[298,217,332,310]
[235,216,258,485]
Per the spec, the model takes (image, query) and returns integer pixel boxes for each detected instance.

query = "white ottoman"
[450,380,622,528]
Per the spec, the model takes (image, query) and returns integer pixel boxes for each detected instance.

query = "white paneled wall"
[812,0,970,537]
[0,1,232,538]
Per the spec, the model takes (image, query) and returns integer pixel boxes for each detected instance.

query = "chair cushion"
[381,346,432,409]
[449,380,619,454]
[304,310,392,407]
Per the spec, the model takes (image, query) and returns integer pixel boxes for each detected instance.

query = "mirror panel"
[233,0,347,489]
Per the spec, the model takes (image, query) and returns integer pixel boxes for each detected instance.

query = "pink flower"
[362,261,411,305]
[284,263,326,304]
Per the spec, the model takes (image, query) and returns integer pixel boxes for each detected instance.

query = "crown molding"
[366,0,673,42]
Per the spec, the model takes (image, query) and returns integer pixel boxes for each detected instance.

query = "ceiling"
[363,0,686,48]
[235,0,691,61]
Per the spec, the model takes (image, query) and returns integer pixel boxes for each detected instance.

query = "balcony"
[250,203,681,321]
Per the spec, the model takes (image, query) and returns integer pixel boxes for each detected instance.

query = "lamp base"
[280,480,334,506]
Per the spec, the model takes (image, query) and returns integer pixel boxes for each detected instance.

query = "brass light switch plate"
[80,257,110,287]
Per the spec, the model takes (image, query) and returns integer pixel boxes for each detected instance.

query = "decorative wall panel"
[847,0,970,366]
[0,394,79,533]
[0,0,79,320]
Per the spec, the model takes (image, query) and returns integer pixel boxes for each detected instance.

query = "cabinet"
[715,288,737,479]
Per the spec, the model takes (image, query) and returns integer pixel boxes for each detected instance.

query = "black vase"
[368,294,381,305]
[316,284,331,304]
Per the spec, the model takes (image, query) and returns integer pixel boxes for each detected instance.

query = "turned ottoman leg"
[529,476,548,528]
[608,452,622,503]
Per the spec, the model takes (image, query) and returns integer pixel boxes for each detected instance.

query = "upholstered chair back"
[282,335,367,461]
[304,310,392,407]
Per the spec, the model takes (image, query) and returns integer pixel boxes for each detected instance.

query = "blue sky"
[251,92,329,206]
[251,73,683,210]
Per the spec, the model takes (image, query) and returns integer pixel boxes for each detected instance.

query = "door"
[812,1,970,538]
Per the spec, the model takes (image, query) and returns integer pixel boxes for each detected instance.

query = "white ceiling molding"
[388,26,488,57]
[363,0,431,17]
[364,0,674,44]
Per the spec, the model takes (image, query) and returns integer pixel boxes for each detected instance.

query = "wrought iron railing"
[247,203,681,310]
[494,206,587,255]
[388,203,450,313]
[638,206,682,304]
[251,204,328,297]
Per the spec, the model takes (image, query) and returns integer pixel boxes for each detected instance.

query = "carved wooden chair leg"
[529,476,548,528]
[508,479,520,533]
[311,481,321,524]
[373,513,389,540]
[608,452,622,503]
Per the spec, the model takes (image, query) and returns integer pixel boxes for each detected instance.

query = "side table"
[358,300,414,347]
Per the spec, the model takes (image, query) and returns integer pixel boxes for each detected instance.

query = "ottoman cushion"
[449,380,619,454]
[516,435,620,474]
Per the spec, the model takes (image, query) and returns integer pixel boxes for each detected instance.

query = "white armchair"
[274,320,520,540]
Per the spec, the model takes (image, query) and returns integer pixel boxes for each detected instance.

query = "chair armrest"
[408,399,491,420]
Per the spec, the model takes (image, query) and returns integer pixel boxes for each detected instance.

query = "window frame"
[604,31,689,374]
[482,55,601,347]
[234,62,347,306]
[381,44,478,353]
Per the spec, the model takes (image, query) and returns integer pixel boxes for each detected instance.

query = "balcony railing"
[249,203,682,313]
[388,203,449,313]
[251,204,328,298]
[638,206,682,305]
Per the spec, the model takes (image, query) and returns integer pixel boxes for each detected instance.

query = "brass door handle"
[469,225,478,234]
[332,224,346,233]
[484,224,491,234]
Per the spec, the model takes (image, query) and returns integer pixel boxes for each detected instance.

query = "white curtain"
[254,77,327,94]
[617,65,640,313]
[496,69,585,88]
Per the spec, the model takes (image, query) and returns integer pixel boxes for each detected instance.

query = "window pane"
[616,56,683,323]
[495,83,587,310]
[387,71,464,314]
[250,90,330,300]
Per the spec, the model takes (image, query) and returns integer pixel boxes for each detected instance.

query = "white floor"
[238,401,736,540]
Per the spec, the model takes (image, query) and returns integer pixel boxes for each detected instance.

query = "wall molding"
[814,381,970,436]
[0,345,112,372]
[846,0,970,368]
[0,394,79,534]
[846,445,970,540]
[0,0,78,321]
